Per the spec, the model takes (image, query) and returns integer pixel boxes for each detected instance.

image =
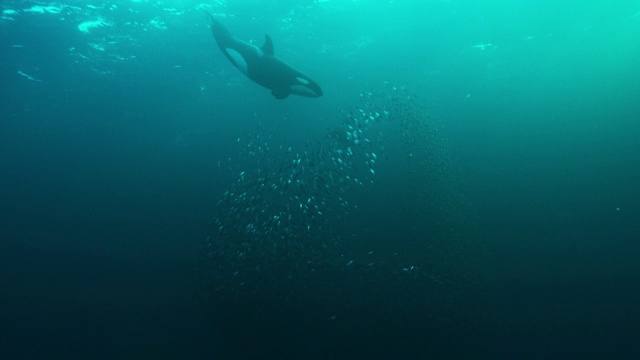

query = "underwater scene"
[1,0,640,358]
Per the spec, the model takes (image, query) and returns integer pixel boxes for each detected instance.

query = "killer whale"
[205,11,323,99]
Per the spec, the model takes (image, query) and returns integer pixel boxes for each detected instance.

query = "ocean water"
[1,0,640,358]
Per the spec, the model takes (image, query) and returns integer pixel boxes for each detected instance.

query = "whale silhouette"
[205,12,323,99]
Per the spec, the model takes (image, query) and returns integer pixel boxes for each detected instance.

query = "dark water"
[2,1,640,358]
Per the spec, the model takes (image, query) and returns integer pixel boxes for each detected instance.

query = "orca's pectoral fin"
[271,88,290,99]
[205,10,234,47]
[203,9,214,23]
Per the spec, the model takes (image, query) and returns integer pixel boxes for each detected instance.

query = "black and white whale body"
[205,12,323,99]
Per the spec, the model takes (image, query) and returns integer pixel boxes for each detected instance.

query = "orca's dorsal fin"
[262,35,274,56]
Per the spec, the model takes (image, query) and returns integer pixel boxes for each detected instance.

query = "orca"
[205,11,323,99]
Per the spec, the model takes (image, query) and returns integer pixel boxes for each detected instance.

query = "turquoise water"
[1,1,639,358]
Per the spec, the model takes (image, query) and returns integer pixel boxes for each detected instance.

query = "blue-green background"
[1,0,639,358]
